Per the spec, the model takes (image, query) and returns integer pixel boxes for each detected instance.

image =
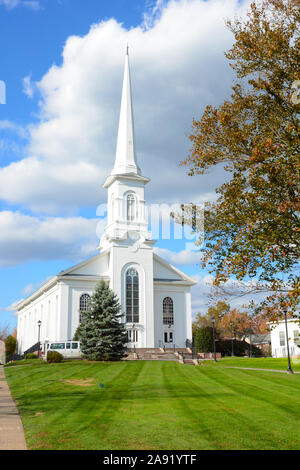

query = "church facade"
[16,51,196,354]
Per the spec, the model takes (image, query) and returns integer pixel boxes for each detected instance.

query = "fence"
[274,346,296,358]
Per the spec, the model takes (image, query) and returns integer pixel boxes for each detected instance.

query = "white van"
[42,341,81,359]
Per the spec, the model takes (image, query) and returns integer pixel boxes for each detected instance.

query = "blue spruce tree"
[79,280,127,361]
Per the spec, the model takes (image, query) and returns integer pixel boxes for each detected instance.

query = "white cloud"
[0,0,249,215]
[0,0,19,9]
[20,275,54,296]
[22,75,35,98]
[23,0,40,10]
[0,0,40,9]
[0,299,21,311]
[0,211,103,266]
[154,246,202,266]
[0,120,27,138]
[190,274,214,316]
[21,283,37,295]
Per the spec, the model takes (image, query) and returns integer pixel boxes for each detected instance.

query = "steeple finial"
[111,49,141,176]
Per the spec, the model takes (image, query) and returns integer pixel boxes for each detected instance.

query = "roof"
[153,253,197,286]
[245,334,271,344]
[15,250,110,311]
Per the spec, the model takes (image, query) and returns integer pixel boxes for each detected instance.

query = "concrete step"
[137,354,177,360]
[138,358,177,361]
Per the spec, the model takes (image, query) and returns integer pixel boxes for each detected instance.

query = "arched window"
[126,268,139,323]
[79,293,90,322]
[163,297,174,325]
[126,193,137,221]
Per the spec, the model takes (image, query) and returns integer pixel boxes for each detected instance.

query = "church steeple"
[99,49,153,252]
[111,47,141,176]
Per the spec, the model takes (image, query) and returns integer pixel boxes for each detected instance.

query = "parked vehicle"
[42,341,81,359]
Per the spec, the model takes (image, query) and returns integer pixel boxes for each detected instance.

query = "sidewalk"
[0,366,27,450]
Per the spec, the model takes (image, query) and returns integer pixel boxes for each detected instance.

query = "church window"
[79,293,90,322]
[126,268,139,323]
[127,193,137,221]
[163,297,174,325]
[279,331,285,346]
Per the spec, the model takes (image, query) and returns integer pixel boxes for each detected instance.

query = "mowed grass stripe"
[31,361,147,449]
[194,366,299,449]
[175,365,280,450]
[216,357,300,371]
[5,360,300,450]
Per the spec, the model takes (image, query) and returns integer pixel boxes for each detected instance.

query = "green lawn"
[213,356,300,371]
[5,360,300,450]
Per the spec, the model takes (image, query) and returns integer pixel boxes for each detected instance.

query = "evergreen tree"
[78,280,127,361]
[193,326,214,353]
[5,335,16,356]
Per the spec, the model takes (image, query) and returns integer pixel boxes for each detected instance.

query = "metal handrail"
[133,344,139,360]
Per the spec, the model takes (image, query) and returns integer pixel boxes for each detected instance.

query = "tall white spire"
[111,47,141,175]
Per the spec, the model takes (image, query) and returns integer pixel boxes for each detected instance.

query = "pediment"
[153,254,196,285]
[60,250,110,277]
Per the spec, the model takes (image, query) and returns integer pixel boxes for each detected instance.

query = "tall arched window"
[127,193,137,221]
[163,297,174,325]
[79,293,90,322]
[126,268,139,323]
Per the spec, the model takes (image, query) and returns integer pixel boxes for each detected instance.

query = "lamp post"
[284,309,293,374]
[230,320,234,357]
[37,320,41,359]
[212,318,217,362]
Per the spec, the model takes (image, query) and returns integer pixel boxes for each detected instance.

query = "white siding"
[270,320,300,357]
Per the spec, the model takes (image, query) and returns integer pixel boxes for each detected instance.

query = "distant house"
[269,320,300,358]
[243,334,271,356]
[0,340,5,364]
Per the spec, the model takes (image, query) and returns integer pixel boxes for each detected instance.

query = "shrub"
[193,326,214,352]
[216,339,262,357]
[25,353,38,359]
[47,351,63,363]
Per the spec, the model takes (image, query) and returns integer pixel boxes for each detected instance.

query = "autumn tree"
[193,302,269,340]
[193,301,230,333]
[0,324,10,341]
[182,0,299,320]
[218,308,269,339]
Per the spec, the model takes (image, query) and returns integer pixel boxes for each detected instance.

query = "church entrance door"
[164,331,173,346]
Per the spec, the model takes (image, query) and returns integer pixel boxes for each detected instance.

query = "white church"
[16,50,196,355]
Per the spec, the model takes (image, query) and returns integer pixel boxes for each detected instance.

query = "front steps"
[125,348,199,365]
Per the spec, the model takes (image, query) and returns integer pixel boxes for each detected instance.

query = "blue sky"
[0,0,250,330]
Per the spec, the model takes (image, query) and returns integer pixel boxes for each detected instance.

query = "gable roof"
[153,253,197,286]
[16,250,111,311]
[58,249,110,277]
